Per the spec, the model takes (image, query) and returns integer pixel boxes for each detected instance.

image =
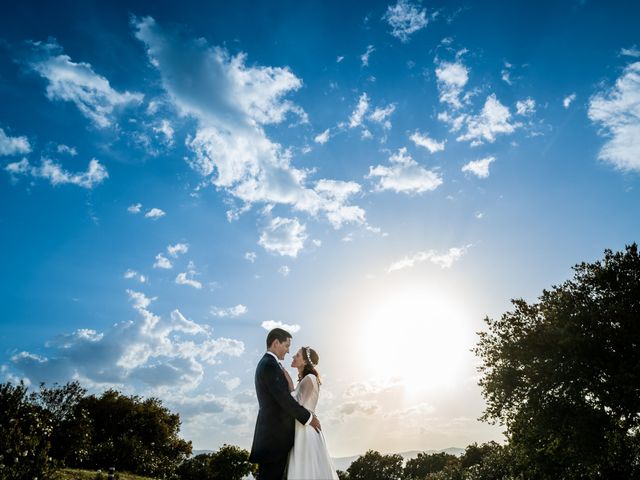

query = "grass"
[55,468,155,480]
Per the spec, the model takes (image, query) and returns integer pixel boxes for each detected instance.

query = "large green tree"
[346,450,404,480]
[177,444,256,480]
[0,382,56,480]
[80,389,192,478]
[475,244,640,478]
[403,451,459,479]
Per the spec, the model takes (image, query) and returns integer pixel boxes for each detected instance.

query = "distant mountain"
[331,447,465,472]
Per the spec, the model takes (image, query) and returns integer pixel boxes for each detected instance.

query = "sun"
[356,284,474,393]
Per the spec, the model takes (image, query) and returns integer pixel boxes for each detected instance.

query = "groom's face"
[273,338,291,360]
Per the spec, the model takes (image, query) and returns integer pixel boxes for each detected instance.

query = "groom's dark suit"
[249,352,312,480]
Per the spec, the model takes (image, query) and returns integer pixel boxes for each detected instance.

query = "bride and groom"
[249,328,339,480]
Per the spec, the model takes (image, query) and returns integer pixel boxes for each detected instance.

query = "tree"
[475,244,640,478]
[177,445,256,480]
[35,381,92,467]
[459,442,501,469]
[0,382,55,480]
[80,389,192,478]
[346,450,403,480]
[404,452,459,479]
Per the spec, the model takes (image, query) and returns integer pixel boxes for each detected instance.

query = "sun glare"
[357,285,473,393]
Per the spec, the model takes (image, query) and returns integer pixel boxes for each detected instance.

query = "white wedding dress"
[286,374,339,480]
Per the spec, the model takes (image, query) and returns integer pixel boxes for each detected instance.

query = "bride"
[284,346,339,480]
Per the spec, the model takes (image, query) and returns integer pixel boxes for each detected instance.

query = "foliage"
[346,450,404,480]
[79,389,192,478]
[176,445,256,480]
[0,381,56,480]
[475,244,640,478]
[36,382,92,467]
[404,451,459,479]
[54,468,153,480]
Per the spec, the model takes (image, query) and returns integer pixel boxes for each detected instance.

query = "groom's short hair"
[266,328,291,348]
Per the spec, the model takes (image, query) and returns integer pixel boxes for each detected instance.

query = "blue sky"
[1,0,639,456]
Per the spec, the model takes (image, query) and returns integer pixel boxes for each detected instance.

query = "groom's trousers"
[258,458,288,480]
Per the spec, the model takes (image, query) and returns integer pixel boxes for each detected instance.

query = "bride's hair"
[299,346,321,386]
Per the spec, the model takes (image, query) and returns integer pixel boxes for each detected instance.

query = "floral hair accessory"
[305,347,316,367]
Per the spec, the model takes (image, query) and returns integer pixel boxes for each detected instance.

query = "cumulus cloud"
[261,320,301,333]
[154,119,175,145]
[128,203,142,213]
[435,60,469,109]
[314,128,331,144]
[388,245,470,272]
[360,45,375,67]
[145,207,166,219]
[133,17,364,230]
[26,41,142,128]
[368,147,442,194]
[588,62,640,171]
[455,94,519,146]
[5,157,108,188]
[369,104,396,130]
[175,269,202,289]
[516,98,536,116]
[410,131,446,153]
[124,269,146,283]
[245,251,257,263]
[57,144,77,156]
[11,290,244,389]
[0,127,31,156]
[258,217,307,257]
[563,93,577,108]
[621,46,640,58]
[383,0,428,42]
[349,93,370,128]
[461,156,495,178]
[211,304,248,318]
[167,243,189,257]
[153,253,172,269]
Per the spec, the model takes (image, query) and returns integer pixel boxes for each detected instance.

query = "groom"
[249,327,321,480]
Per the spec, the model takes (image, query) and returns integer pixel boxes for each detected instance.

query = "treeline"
[337,443,510,480]
[0,381,197,479]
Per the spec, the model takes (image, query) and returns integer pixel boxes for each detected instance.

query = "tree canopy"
[475,244,640,478]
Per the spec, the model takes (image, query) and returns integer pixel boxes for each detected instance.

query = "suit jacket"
[249,353,312,464]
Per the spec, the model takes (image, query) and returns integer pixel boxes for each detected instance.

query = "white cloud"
[435,61,469,109]
[153,253,172,269]
[211,304,248,318]
[501,62,513,85]
[57,144,77,156]
[278,266,290,277]
[133,17,364,229]
[314,128,331,144]
[588,62,640,171]
[456,94,519,145]
[314,179,365,229]
[124,269,146,283]
[260,320,301,333]
[221,377,241,391]
[516,98,536,116]
[5,157,108,189]
[0,128,30,156]
[145,207,166,219]
[349,93,370,128]
[167,243,189,257]
[563,93,577,109]
[11,290,244,389]
[369,104,396,130]
[27,41,142,128]
[175,270,202,289]
[360,45,375,67]
[410,131,446,153]
[388,246,470,272]
[258,217,307,257]
[245,251,257,263]
[154,119,174,145]
[368,147,443,194]
[621,46,640,58]
[383,0,428,42]
[461,156,496,178]
[128,203,142,213]
[337,56,344,63]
